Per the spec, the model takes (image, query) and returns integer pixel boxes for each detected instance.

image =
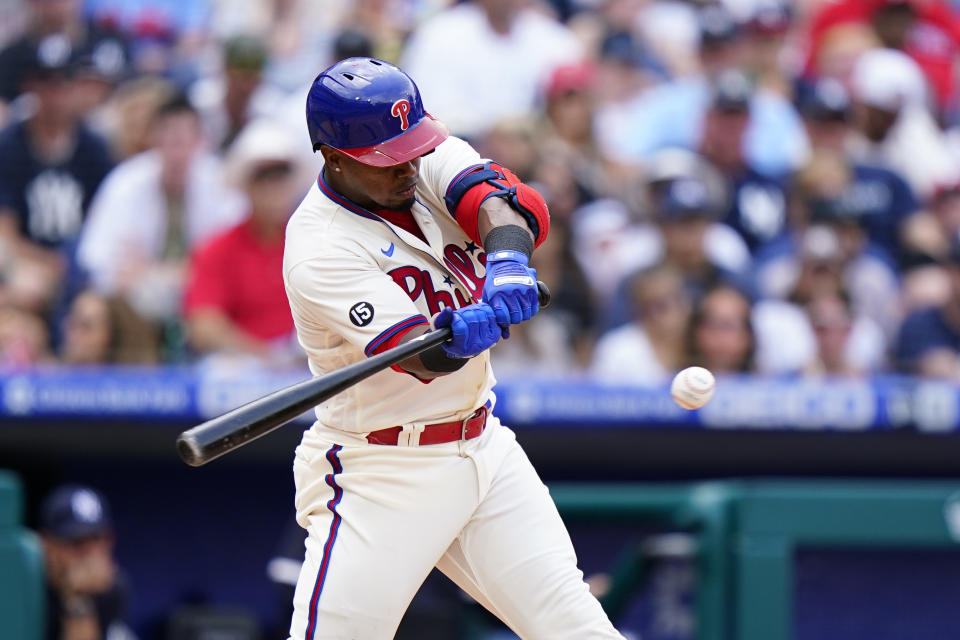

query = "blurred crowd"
[2,0,960,383]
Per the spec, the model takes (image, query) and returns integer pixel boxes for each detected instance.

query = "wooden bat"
[176,282,551,466]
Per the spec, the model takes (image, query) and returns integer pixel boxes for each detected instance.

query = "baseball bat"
[176,282,551,467]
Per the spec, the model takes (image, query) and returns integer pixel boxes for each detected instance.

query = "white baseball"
[670,366,715,410]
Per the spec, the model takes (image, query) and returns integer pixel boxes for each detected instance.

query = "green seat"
[0,470,45,640]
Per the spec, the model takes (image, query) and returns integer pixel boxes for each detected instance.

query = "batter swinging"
[283,57,624,640]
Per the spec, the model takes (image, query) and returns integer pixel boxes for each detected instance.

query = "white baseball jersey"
[283,136,495,433]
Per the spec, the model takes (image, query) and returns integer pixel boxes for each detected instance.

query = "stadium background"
[2,0,960,638]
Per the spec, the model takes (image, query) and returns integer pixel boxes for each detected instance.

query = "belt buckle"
[461,406,485,441]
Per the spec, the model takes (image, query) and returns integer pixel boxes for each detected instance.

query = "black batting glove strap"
[483,224,534,260]
[420,344,471,373]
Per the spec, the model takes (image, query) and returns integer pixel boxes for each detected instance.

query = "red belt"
[366,405,489,446]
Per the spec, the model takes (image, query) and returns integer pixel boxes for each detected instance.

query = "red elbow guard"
[444,162,550,248]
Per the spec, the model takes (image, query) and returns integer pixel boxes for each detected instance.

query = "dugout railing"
[550,480,960,640]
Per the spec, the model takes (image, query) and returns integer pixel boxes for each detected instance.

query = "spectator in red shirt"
[805,0,960,117]
[183,119,306,365]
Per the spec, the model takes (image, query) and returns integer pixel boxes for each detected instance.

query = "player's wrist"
[61,594,96,618]
[483,225,533,261]
[425,343,471,370]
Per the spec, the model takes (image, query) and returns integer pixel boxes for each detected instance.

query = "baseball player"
[283,57,624,639]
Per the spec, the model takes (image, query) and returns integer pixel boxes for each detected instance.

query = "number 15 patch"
[349,301,375,327]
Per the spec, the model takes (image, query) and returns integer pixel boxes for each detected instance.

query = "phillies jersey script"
[283,136,496,433]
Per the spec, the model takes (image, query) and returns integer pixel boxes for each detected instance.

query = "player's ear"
[319,146,342,173]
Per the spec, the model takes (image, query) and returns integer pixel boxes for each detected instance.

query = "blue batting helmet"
[306,57,448,167]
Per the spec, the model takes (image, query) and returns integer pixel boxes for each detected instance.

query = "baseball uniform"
[283,57,624,640]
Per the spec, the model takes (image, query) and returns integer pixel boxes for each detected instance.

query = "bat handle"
[536,280,551,308]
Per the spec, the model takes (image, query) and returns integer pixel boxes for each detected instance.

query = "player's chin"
[384,196,416,211]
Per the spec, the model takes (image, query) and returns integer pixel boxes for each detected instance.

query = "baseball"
[671,366,715,410]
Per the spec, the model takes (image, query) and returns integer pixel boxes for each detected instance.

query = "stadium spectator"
[684,282,756,374]
[751,224,887,375]
[895,237,960,379]
[901,181,960,311]
[493,216,594,376]
[183,119,302,365]
[400,0,584,138]
[803,292,870,377]
[648,173,750,296]
[60,289,159,364]
[536,60,632,201]
[591,264,691,385]
[758,152,902,343]
[569,197,657,317]
[476,116,539,183]
[602,169,751,330]
[700,68,791,254]
[90,75,175,160]
[798,77,919,267]
[804,0,960,118]
[77,94,244,359]
[0,0,131,121]
[191,34,271,151]
[846,47,960,200]
[84,0,211,82]
[0,305,54,368]
[597,2,808,179]
[38,484,134,640]
[0,37,114,316]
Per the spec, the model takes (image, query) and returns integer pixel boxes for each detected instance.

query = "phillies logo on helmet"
[391,99,411,131]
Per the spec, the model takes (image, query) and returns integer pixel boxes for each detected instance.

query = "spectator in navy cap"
[39,484,133,640]
[0,0,130,121]
[701,68,792,255]
[0,35,115,323]
[896,236,960,379]
[799,77,919,268]
[602,171,751,330]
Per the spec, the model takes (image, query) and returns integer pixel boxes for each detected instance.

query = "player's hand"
[432,303,503,358]
[482,250,539,332]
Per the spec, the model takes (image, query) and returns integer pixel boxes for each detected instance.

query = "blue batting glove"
[482,250,539,330]
[432,303,503,358]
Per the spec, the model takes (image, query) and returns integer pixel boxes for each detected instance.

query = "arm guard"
[444,161,550,249]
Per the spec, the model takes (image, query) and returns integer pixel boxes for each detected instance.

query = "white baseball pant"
[288,415,624,640]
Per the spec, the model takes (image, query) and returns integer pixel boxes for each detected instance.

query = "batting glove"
[432,303,503,358]
[482,250,539,332]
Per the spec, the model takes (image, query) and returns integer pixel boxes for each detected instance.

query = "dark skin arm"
[396,198,534,380]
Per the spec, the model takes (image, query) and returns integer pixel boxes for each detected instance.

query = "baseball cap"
[545,61,594,99]
[656,176,717,220]
[808,193,862,226]
[799,77,851,122]
[711,68,752,113]
[226,119,303,185]
[26,34,78,80]
[746,0,792,36]
[849,47,928,112]
[40,485,113,541]
[699,3,739,47]
[224,35,267,72]
[332,29,374,61]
